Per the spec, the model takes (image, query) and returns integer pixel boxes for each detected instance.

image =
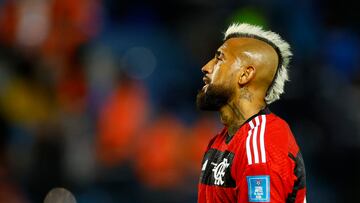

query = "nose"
[201,60,214,74]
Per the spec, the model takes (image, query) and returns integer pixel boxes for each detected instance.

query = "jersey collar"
[225,107,271,144]
[244,107,271,126]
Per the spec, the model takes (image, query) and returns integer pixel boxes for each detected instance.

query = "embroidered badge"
[246,175,270,202]
[199,149,236,187]
[211,158,230,185]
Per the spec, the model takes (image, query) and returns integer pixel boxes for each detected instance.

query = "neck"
[219,93,266,136]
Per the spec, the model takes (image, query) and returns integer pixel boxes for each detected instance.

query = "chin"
[196,84,232,111]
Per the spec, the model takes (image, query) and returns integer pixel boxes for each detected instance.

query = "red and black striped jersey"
[198,108,306,203]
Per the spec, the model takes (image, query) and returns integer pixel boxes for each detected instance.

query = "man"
[196,23,306,203]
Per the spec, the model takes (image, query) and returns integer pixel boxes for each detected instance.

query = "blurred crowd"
[0,0,360,202]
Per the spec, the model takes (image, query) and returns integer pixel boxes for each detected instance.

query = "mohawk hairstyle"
[224,23,292,104]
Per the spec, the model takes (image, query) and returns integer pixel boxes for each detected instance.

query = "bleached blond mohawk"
[224,23,292,104]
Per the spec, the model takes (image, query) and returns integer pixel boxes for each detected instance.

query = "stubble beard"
[196,84,233,111]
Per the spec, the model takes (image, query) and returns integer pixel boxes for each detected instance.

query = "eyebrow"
[215,50,224,59]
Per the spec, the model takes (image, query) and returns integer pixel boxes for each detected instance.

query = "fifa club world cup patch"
[246,175,270,202]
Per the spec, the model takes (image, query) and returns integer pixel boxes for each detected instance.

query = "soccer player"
[196,23,306,203]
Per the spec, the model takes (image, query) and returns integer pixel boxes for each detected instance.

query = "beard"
[196,84,233,111]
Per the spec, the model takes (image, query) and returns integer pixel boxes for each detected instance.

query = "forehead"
[220,38,255,51]
[218,37,275,57]
[216,38,248,58]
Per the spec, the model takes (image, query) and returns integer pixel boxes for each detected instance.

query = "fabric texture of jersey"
[198,108,306,203]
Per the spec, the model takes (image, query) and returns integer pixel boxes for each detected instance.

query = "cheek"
[211,61,224,82]
[211,62,238,89]
[211,62,219,81]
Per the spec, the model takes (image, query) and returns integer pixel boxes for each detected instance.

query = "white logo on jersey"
[202,160,208,171]
[211,158,230,185]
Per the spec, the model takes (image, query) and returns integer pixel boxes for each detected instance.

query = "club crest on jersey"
[199,149,235,187]
[211,158,230,185]
[246,175,270,202]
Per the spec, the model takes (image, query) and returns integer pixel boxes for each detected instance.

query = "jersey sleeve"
[236,163,285,202]
[235,114,291,202]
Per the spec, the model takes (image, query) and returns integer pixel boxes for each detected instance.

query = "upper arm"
[236,163,285,203]
[235,115,289,202]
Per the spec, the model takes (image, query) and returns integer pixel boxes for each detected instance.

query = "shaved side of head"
[226,38,279,92]
[223,23,292,104]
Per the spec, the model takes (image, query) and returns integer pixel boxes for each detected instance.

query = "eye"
[215,55,223,62]
[215,50,225,62]
[214,51,222,61]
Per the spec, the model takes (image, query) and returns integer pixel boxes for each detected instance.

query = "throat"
[220,103,246,137]
[219,100,265,137]
[228,125,240,137]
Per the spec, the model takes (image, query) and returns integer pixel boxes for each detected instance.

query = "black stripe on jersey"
[199,149,236,188]
[286,151,306,203]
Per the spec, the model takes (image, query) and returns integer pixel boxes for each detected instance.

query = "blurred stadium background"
[0,0,359,202]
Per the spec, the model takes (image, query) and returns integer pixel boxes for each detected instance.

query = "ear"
[238,66,255,85]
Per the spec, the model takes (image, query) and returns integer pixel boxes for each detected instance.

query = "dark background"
[0,0,360,202]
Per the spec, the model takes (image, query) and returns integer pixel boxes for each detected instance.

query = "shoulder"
[265,113,293,144]
[244,113,293,166]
